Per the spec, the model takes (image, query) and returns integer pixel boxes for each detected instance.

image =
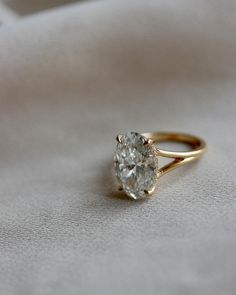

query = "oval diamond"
[114,132,159,199]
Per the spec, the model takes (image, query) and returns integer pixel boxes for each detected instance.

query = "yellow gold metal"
[118,185,123,191]
[116,134,124,143]
[144,186,156,196]
[143,138,153,146]
[142,132,207,179]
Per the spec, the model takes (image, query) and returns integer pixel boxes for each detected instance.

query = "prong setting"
[143,138,153,146]
[118,185,123,191]
[116,134,124,143]
[144,186,156,196]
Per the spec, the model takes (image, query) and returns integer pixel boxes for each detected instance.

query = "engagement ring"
[114,132,207,200]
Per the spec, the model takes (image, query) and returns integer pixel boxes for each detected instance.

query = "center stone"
[114,132,159,199]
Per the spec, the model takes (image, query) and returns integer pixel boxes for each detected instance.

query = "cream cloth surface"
[0,1,236,294]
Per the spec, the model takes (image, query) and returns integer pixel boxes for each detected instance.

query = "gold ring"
[113,132,207,200]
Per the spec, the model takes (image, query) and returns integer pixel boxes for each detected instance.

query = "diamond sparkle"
[114,132,158,199]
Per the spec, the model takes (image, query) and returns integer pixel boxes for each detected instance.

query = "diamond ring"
[113,132,207,200]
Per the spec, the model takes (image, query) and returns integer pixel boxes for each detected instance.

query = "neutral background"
[0,1,236,294]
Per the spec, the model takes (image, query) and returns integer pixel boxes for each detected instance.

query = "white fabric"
[0,1,236,294]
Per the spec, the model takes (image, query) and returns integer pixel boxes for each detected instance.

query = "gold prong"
[116,134,124,143]
[118,185,123,191]
[143,138,153,146]
[144,187,155,196]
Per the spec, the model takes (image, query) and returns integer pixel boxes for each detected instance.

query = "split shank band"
[142,132,207,178]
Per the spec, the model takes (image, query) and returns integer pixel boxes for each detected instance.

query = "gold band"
[142,132,207,178]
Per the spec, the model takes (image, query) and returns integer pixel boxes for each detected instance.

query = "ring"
[113,132,207,200]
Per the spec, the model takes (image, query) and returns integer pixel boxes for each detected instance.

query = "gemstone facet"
[114,132,159,199]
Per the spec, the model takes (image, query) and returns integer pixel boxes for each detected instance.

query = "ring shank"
[142,132,207,159]
[142,132,207,178]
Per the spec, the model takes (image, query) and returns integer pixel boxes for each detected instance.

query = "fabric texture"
[0,1,236,294]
